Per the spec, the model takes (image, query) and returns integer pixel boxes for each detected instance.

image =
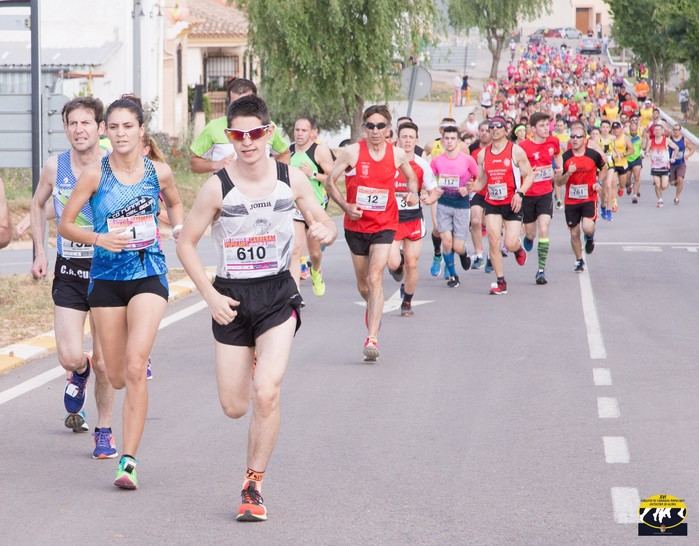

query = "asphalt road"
[1,160,697,544]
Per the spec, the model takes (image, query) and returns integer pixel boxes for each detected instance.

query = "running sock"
[95,427,112,433]
[443,252,456,276]
[584,234,594,242]
[245,468,265,490]
[74,360,90,377]
[403,292,414,304]
[431,233,442,256]
[537,238,550,270]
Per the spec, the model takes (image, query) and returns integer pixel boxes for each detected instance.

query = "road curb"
[0,268,215,376]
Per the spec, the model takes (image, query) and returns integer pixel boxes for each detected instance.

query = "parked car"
[560,27,582,39]
[579,37,602,55]
[543,28,562,38]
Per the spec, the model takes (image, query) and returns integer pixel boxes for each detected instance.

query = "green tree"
[239,0,435,139]
[448,0,550,80]
[605,0,681,104]
[660,0,699,117]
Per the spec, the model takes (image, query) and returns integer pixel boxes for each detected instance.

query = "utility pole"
[132,0,142,96]
[30,0,40,194]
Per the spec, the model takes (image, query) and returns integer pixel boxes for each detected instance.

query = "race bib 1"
[439,174,460,190]
[61,225,94,259]
[107,214,157,251]
[568,184,589,200]
[488,183,508,201]
[395,192,419,211]
[223,234,278,273]
[533,166,554,182]
[356,186,389,212]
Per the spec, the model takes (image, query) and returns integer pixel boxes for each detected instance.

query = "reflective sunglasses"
[364,122,388,130]
[225,125,271,141]
[489,122,506,129]
[570,134,585,139]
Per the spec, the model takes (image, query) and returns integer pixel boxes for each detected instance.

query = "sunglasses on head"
[225,125,271,141]
[364,122,388,131]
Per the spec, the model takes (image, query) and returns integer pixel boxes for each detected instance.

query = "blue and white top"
[89,155,167,281]
[53,151,95,261]
[671,136,686,166]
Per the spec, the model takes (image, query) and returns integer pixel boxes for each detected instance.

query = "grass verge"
[0,267,190,349]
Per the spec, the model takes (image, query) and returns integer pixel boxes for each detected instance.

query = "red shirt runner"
[344,140,399,233]
[561,148,606,205]
[483,141,519,206]
[519,136,560,197]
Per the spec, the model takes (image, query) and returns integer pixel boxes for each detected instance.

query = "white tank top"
[212,161,295,279]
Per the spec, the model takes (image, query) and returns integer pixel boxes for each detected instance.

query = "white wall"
[520,0,572,36]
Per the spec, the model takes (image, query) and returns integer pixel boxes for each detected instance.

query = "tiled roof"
[188,0,248,39]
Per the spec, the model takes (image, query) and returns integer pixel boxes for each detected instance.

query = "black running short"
[52,256,91,312]
[627,157,642,169]
[484,202,523,222]
[212,270,302,347]
[469,192,487,208]
[613,166,627,175]
[651,169,669,177]
[87,275,169,308]
[344,229,395,256]
[565,201,597,227]
[521,192,553,224]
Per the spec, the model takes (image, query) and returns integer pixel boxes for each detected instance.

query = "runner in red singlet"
[326,105,418,361]
[472,116,534,295]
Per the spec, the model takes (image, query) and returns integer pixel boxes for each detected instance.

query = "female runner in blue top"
[59,96,184,490]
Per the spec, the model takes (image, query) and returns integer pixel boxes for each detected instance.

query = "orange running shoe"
[237,481,267,522]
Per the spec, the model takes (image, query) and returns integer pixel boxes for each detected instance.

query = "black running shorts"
[565,201,596,227]
[87,275,169,308]
[212,270,302,347]
[469,192,487,208]
[484,202,523,222]
[521,192,553,224]
[344,229,395,256]
[52,256,91,312]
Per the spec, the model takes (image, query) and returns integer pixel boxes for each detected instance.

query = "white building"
[520,0,612,36]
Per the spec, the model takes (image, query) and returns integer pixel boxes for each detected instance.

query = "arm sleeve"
[415,156,436,190]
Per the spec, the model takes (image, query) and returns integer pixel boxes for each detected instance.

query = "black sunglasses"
[489,123,505,129]
[364,122,387,130]
[570,134,585,139]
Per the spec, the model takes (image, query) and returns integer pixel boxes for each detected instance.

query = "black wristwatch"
[516,191,524,198]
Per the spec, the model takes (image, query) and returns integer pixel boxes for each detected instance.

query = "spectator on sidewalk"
[679,86,690,123]
[453,74,463,107]
[0,177,11,248]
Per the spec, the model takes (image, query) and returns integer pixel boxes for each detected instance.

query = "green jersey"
[189,115,289,161]
[289,142,328,208]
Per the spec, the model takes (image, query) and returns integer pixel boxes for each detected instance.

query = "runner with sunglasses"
[326,105,418,361]
[177,95,336,521]
[669,124,694,205]
[556,121,607,272]
[58,96,184,489]
[472,116,534,295]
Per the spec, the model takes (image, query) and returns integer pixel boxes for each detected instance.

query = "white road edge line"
[597,397,620,419]
[593,368,612,386]
[578,267,607,360]
[596,241,699,246]
[0,299,208,407]
[611,487,640,524]
[603,436,630,463]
